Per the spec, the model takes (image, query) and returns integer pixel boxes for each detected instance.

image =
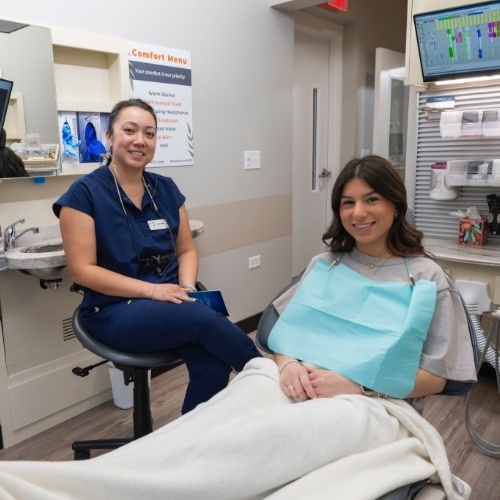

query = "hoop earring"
[99,151,112,167]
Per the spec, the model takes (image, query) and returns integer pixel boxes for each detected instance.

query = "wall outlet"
[249,255,261,269]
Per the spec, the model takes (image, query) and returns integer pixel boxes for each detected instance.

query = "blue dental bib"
[268,258,437,398]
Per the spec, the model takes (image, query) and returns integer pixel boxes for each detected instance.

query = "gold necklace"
[110,164,144,198]
[355,248,390,269]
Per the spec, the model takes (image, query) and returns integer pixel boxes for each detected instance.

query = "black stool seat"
[73,308,181,368]
[71,308,182,460]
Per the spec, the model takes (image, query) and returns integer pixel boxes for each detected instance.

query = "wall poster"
[128,41,194,167]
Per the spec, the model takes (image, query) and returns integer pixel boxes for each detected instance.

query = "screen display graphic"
[414,1,500,82]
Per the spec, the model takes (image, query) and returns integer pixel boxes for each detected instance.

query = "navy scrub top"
[53,166,186,311]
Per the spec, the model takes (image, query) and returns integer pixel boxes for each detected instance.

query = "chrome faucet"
[4,219,39,250]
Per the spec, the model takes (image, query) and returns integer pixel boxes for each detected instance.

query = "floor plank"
[423,374,500,500]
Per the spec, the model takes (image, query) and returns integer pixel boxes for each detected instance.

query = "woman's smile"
[340,178,397,256]
[353,222,375,231]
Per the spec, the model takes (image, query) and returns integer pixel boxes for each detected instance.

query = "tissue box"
[458,218,488,246]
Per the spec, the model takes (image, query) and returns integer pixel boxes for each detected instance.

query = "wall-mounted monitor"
[414,1,500,83]
[0,77,13,132]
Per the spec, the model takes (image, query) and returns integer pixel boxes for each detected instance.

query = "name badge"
[148,219,168,230]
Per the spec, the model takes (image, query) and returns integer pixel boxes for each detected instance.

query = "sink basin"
[5,224,69,280]
[22,243,64,254]
[189,219,204,239]
[4,221,203,281]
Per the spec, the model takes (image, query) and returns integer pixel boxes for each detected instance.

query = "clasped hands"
[151,283,197,304]
[279,360,361,400]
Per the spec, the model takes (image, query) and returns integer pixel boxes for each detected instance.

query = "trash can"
[107,362,152,410]
[107,362,134,409]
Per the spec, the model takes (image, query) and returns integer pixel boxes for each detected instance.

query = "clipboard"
[187,290,229,316]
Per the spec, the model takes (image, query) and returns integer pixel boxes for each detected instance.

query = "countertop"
[5,220,205,272]
[424,238,500,267]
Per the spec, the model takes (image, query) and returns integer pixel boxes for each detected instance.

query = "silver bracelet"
[278,359,301,374]
[182,284,195,291]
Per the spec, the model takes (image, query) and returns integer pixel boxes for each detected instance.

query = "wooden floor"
[0,340,498,499]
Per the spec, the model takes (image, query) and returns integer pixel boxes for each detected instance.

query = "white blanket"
[0,358,470,500]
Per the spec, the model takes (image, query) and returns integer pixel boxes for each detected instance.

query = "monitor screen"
[414,1,500,83]
[0,77,13,132]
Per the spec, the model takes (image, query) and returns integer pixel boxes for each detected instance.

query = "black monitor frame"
[414,1,500,83]
[0,77,14,133]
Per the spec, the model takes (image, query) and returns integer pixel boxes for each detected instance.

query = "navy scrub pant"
[81,299,262,413]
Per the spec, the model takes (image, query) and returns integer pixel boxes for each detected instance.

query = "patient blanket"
[0,358,470,500]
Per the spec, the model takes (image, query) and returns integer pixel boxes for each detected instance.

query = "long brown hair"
[322,155,427,257]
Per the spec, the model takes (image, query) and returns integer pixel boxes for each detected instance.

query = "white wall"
[0,0,410,323]
[301,1,408,164]
[0,0,296,321]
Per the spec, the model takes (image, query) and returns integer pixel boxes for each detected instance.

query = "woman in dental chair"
[0,155,476,500]
[271,154,475,409]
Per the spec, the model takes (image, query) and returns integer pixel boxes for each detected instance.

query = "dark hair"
[108,98,157,133]
[104,99,157,166]
[322,155,426,257]
[0,128,29,178]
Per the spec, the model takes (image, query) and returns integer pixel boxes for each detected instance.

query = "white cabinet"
[0,272,112,448]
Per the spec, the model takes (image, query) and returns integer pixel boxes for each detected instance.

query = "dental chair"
[256,272,478,500]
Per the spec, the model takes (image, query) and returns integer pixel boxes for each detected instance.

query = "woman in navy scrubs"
[53,99,261,413]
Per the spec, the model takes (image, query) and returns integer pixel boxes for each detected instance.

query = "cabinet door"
[373,48,408,184]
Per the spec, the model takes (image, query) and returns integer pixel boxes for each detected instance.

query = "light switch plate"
[244,150,260,169]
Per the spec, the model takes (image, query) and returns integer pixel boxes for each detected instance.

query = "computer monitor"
[414,1,500,83]
[0,77,13,133]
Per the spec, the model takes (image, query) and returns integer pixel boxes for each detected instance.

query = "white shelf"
[51,27,129,113]
[445,159,500,187]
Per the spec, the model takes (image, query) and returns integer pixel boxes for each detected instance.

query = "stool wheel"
[74,449,91,460]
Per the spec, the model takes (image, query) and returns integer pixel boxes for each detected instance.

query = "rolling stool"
[71,307,183,460]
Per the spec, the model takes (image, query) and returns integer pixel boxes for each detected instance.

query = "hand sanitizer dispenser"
[430,162,458,200]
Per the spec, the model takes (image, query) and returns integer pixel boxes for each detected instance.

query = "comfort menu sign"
[128,41,194,167]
